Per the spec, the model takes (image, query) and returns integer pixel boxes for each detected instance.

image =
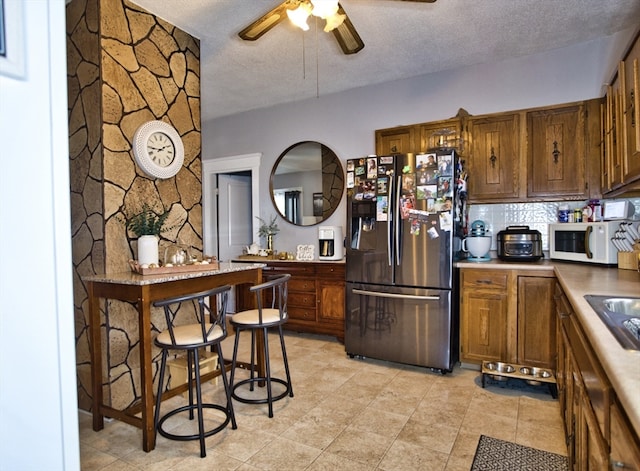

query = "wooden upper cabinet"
[375,125,415,155]
[467,113,520,201]
[418,118,463,153]
[527,104,587,199]
[623,36,640,183]
[608,69,625,189]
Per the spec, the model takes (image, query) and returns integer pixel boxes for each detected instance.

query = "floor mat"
[471,435,569,471]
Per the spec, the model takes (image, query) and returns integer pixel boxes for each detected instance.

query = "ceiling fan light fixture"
[323,12,345,32]
[287,2,312,31]
[310,0,339,19]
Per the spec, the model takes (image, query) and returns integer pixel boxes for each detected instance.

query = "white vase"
[137,235,159,266]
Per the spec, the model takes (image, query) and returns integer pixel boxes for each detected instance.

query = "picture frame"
[0,0,26,80]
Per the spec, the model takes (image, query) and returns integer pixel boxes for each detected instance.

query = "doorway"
[202,153,262,312]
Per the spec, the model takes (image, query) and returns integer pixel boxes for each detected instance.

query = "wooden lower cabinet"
[236,261,345,341]
[610,399,640,470]
[460,269,509,363]
[459,267,555,369]
[517,276,557,368]
[555,282,640,470]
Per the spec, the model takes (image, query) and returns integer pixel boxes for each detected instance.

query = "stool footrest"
[231,377,293,405]
[157,403,234,442]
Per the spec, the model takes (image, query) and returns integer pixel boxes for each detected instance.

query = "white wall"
[0,1,79,469]
[202,29,637,252]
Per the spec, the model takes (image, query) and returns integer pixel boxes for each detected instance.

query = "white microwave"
[549,221,621,265]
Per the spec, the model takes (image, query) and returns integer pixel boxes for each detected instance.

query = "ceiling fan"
[238,0,437,55]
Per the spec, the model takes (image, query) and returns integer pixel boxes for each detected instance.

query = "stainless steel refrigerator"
[344,150,465,373]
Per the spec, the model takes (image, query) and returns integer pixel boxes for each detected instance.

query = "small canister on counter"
[574,208,582,223]
[558,204,570,223]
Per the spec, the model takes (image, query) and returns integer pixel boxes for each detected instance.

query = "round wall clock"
[132,120,184,179]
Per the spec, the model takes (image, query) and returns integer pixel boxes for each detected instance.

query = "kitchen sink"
[584,295,640,350]
[603,298,640,316]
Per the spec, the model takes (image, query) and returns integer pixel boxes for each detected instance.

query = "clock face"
[132,121,184,179]
[147,132,175,167]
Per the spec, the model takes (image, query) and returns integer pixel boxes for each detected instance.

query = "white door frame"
[202,153,262,256]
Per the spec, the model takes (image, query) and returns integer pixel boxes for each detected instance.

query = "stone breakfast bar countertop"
[456,259,640,436]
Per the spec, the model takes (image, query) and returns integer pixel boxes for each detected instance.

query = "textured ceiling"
[130,0,640,122]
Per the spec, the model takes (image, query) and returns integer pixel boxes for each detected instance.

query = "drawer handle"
[477,280,493,285]
[611,460,628,468]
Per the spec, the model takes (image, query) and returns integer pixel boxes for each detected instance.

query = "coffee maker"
[318,225,344,260]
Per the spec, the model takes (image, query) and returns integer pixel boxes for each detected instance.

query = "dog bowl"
[484,362,515,381]
[519,366,552,386]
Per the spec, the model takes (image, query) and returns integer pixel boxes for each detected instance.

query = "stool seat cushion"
[156,324,223,347]
[231,308,286,327]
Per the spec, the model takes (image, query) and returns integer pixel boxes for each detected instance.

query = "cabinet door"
[527,105,587,198]
[317,264,345,323]
[608,72,625,189]
[375,125,416,155]
[577,385,610,471]
[461,289,509,363]
[318,280,344,321]
[517,276,556,368]
[610,400,640,471]
[467,114,520,201]
[418,118,462,153]
[623,37,640,183]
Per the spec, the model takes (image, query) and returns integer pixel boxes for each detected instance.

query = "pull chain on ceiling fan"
[238,0,437,55]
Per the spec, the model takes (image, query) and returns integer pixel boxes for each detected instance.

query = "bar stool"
[229,274,293,418]
[153,285,236,458]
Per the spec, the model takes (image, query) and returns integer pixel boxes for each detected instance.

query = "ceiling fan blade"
[238,1,292,41]
[331,3,365,55]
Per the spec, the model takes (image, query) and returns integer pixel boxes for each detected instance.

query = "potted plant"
[257,215,280,252]
[123,204,177,266]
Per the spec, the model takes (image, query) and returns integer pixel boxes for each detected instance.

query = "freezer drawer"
[345,283,456,372]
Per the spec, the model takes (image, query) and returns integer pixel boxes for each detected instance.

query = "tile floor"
[78,331,567,470]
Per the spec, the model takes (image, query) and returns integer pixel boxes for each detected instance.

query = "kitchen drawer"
[265,263,316,276]
[288,291,316,308]
[462,270,508,290]
[289,278,316,292]
[288,306,317,322]
[316,264,345,278]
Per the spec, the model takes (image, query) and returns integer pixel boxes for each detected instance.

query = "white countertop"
[457,258,640,436]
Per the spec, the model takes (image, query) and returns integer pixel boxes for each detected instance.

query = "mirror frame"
[269,141,344,227]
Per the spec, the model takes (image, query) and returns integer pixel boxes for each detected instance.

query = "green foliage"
[123,204,176,237]
[256,215,280,237]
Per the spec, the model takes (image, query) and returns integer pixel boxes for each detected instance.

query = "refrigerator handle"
[395,175,402,266]
[352,288,440,301]
[387,173,394,266]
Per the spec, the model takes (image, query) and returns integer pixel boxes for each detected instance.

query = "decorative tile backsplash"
[469,197,640,251]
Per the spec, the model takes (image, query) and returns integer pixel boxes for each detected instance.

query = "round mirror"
[270,141,344,226]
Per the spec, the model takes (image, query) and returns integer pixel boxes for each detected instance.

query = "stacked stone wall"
[67,0,201,411]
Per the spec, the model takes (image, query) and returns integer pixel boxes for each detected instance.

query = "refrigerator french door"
[344,151,461,372]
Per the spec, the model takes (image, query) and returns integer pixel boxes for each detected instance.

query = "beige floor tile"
[349,406,410,438]
[78,442,120,471]
[79,332,568,470]
[516,421,568,455]
[396,418,460,454]
[459,408,517,442]
[244,436,322,470]
[280,414,347,450]
[378,438,449,471]
[324,426,391,466]
[305,451,374,471]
